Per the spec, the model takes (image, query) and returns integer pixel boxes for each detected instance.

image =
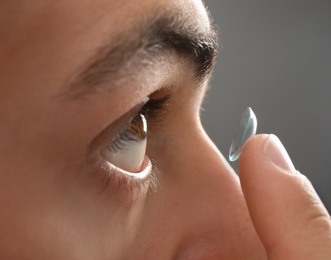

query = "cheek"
[0,105,149,259]
[0,158,150,259]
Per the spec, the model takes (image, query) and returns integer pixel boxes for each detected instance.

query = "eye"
[94,93,170,183]
[100,113,152,179]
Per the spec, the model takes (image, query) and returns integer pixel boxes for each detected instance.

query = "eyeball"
[101,114,152,179]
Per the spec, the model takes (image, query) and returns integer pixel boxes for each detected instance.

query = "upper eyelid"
[139,95,171,125]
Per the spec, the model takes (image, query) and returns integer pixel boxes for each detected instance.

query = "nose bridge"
[132,125,264,259]
[174,127,242,221]
[162,127,264,258]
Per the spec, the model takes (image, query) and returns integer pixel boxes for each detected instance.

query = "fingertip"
[239,133,297,176]
[239,134,269,165]
[237,134,269,185]
[238,134,331,258]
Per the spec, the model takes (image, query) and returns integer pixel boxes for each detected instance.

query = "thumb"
[239,134,331,260]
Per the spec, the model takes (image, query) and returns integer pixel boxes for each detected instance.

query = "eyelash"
[100,95,170,191]
[109,95,169,152]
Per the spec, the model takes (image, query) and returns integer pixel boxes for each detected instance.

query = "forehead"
[0,0,209,33]
[0,0,210,96]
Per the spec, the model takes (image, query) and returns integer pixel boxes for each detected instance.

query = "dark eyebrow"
[65,10,219,98]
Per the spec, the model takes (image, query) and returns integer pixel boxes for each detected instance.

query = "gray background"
[202,0,331,212]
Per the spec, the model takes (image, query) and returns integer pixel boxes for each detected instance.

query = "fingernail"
[229,107,257,161]
[264,134,296,173]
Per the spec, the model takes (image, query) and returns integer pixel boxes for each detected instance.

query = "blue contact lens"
[229,107,257,161]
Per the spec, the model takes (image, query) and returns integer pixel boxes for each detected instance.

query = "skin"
[0,0,330,259]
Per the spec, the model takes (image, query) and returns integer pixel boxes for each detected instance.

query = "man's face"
[0,0,266,258]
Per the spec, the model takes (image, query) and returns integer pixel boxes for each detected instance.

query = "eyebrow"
[66,10,219,98]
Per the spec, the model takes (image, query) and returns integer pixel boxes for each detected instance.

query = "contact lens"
[229,107,257,161]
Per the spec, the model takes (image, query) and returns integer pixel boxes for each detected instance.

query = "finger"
[239,134,331,259]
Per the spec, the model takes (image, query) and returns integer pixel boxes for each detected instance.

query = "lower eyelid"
[105,156,152,180]
[88,154,157,196]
